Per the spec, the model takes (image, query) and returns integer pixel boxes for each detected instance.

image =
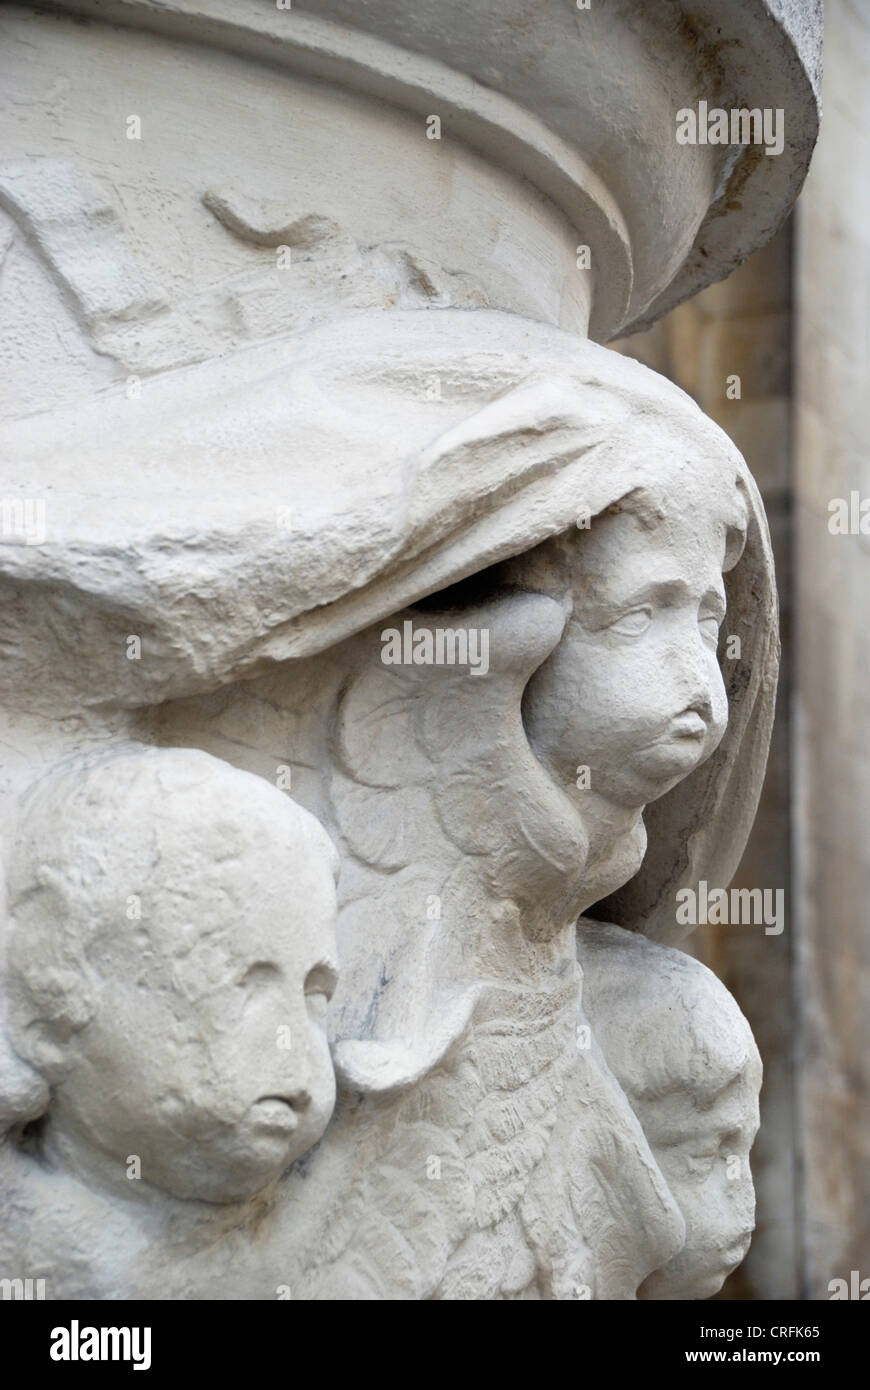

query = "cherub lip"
[664,711,708,739]
[641,712,708,757]
[723,1234,753,1264]
[251,1096,298,1132]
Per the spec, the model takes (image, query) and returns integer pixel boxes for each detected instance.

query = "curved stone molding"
[30,0,821,339]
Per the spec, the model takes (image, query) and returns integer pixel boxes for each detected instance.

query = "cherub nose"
[671,633,715,716]
[683,691,713,722]
[286,1086,312,1113]
[280,1040,314,1109]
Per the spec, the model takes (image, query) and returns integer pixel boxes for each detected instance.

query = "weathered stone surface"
[0,0,822,1299]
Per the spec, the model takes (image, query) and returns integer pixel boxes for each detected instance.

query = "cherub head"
[507,461,749,810]
[577,922,761,1299]
[2,746,340,1204]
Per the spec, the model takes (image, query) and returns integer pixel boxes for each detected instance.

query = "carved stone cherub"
[501,461,749,911]
[0,747,339,1228]
[578,922,761,1299]
[0,308,778,1298]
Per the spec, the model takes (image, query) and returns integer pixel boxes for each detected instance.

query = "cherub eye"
[237,961,281,989]
[607,607,651,637]
[698,614,721,645]
[304,964,337,1022]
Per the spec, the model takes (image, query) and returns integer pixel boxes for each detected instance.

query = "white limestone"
[0,0,821,1299]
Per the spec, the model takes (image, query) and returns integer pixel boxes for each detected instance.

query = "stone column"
[0,0,821,1299]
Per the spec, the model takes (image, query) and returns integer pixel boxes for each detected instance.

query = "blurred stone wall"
[792,0,870,1303]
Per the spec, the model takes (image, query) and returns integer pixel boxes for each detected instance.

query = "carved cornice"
[27,0,821,339]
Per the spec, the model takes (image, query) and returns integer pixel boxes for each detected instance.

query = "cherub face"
[637,1061,761,1300]
[50,817,339,1204]
[522,488,741,808]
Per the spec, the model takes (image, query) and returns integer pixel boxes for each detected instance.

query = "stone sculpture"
[0,749,340,1294]
[578,923,762,1301]
[0,0,821,1299]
